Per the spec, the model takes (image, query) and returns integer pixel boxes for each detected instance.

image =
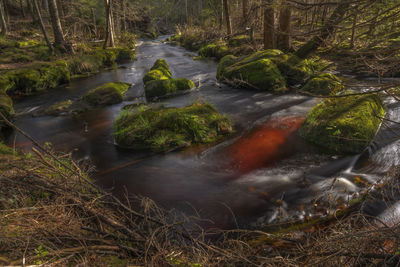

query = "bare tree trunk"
[20,0,26,17]
[33,0,53,52]
[103,0,115,48]
[42,0,49,13]
[219,0,223,30]
[27,0,35,22]
[243,0,248,20]
[48,0,66,51]
[56,0,64,25]
[0,0,7,35]
[122,0,127,31]
[223,0,232,35]
[295,0,350,59]
[263,0,274,49]
[350,13,357,48]
[91,7,97,37]
[185,0,188,24]
[277,0,291,51]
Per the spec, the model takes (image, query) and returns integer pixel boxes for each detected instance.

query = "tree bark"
[20,0,26,17]
[242,0,248,20]
[33,0,53,52]
[42,0,49,13]
[56,0,64,25]
[295,0,350,59]
[350,13,357,48]
[277,0,291,51]
[48,0,66,51]
[263,0,274,49]
[103,0,115,48]
[0,0,7,35]
[223,0,232,35]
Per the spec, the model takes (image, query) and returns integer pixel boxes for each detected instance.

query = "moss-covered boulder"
[219,55,287,93]
[145,78,196,99]
[143,59,172,84]
[83,82,131,106]
[299,94,385,154]
[217,55,238,80]
[301,73,343,96]
[143,59,196,99]
[114,102,234,151]
[198,43,229,59]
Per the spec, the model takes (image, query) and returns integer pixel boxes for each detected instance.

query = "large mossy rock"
[83,82,131,106]
[143,59,196,99]
[301,73,343,96]
[143,59,172,84]
[217,50,340,94]
[114,102,234,151]
[299,94,385,154]
[219,53,287,92]
[145,78,195,99]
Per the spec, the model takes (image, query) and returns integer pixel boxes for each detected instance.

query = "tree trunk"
[27,0,35,22]
[56,0,64,25]
[0,0,7,35]
[263,0,274,49]
[42,0,49,13]
[219,0,223,30]
[277,0,291,51]
[33,0,53,52]
[91,7,97,37]
[223,0,232,35]
[103,0,115,48]
[295,0,350,59]
[350,13,357,48]
[242,0,248,20]
[48,0,66,51]
[20,0,26,17]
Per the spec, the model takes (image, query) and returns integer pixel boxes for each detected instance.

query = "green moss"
[38,62,71,91]
[0,74,15,93]
[301,73,343,96]
[222,58,287,93]
[0,142,13,155]
[143,69,171,84]
[83,82,131,106]
[217,55,238,80]
[11,69,41,94]
[198,43,229,59]
[299,93,385,154]
[143,59,172,84]
[228,35,250,47]
[145,78,195,99]
[0,93,14,132]
[115,47,135,62]
[114,102,234,151]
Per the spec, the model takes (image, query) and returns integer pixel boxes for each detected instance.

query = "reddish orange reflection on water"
[226,116,305,174]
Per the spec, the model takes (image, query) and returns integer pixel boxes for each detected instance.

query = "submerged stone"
[83,82,131,106]
[299,93,385,154]
[114,102,233,152]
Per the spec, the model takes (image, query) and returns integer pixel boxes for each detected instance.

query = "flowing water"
[6,37,400,228]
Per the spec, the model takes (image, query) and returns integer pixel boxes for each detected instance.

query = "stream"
[6,37,400,229]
